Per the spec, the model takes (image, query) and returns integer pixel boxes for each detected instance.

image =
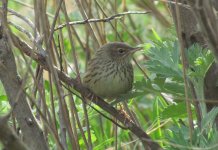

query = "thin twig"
[8,21,34,41]
[175,0,194,140]
[55,11,150,30]
[156,0,191,9]
[2,8,40,39]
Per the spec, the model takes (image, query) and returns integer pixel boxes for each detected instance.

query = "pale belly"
[83,64,133,99]
[90,72,132,99]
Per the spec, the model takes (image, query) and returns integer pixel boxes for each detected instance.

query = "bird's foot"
[118,108,134,127]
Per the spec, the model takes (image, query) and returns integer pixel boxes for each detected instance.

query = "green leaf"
[0,95,7,101]
[201,107,218,132]
[151,28,162,42]
[152,97,163,140]
[161,102,189,119]
[94,138,114,150]
[145,41,182,80]
[187,44,214,79]
[163,80,184,96]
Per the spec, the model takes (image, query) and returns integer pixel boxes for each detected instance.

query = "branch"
[0,8,49,150]
[188,0,218,60]
[10,33,162,150]
[0,114,28,150]
[55,11,150,30]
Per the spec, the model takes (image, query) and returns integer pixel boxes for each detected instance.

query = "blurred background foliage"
[1,0,218,150]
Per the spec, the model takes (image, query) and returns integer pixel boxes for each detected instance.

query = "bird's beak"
[130,46,143,53]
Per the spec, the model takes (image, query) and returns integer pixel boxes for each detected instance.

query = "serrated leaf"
[187,44,214,79]
[145,41,183,80]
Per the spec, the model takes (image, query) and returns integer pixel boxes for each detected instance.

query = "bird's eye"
[118,48,125,54]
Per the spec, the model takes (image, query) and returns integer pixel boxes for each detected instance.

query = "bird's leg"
[118,105,134,127]
[122,101,140,126]
[109,98,138,125]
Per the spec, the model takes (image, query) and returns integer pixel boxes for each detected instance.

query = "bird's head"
[97,42,142,63]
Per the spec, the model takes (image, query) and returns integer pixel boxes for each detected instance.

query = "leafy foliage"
[141,37,216,149]
[2,1,218,149]
[165,108,218,150]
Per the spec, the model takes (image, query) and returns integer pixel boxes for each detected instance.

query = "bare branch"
[0,114,28,150]
[55,11,150,30]
[0,15,49,150]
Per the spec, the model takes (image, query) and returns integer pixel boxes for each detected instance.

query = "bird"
[82,42,142,100]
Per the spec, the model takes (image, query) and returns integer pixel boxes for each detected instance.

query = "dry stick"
[56,25,80,150]
[55,11,150,30]
[54,3,79,149]
[69,95,89,148]
[48,71,58,134]
[61,1,92,149]
[111,1,118,149]
[1,2,49,150]
[94,0,123,43]
[68,95,81,150]
[4,11,41,53]
[26,0,58,146]
[25,92,64,150]
[33,63,48,137]
[7,6,56,138]
[106,1,143,43]
[174,0,194,140]
[57,17,81,150]
[125,9,143,43]
[11,34,162,150]
[56,6,88,73]
[189,81,202,128]
[6,8,37,32]
[82,0,105,44]
[0,114,28,150]
[188,0,218,59]
[97,1,142,43]
[46,1,78,149]
[156,0,191,9]
[95,1,107,44]
[136,0,171,28]
[26,68,60,148]
[133,57,150,80]
[36,0,67,148]
[75,0,100,47]
[19,46,56,136]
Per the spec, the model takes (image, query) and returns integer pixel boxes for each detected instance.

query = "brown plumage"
[82,42,141,99]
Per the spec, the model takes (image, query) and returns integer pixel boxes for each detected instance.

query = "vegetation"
[0,0,218,150]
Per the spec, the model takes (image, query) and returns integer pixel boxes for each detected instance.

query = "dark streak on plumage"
[82,42,139,99]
